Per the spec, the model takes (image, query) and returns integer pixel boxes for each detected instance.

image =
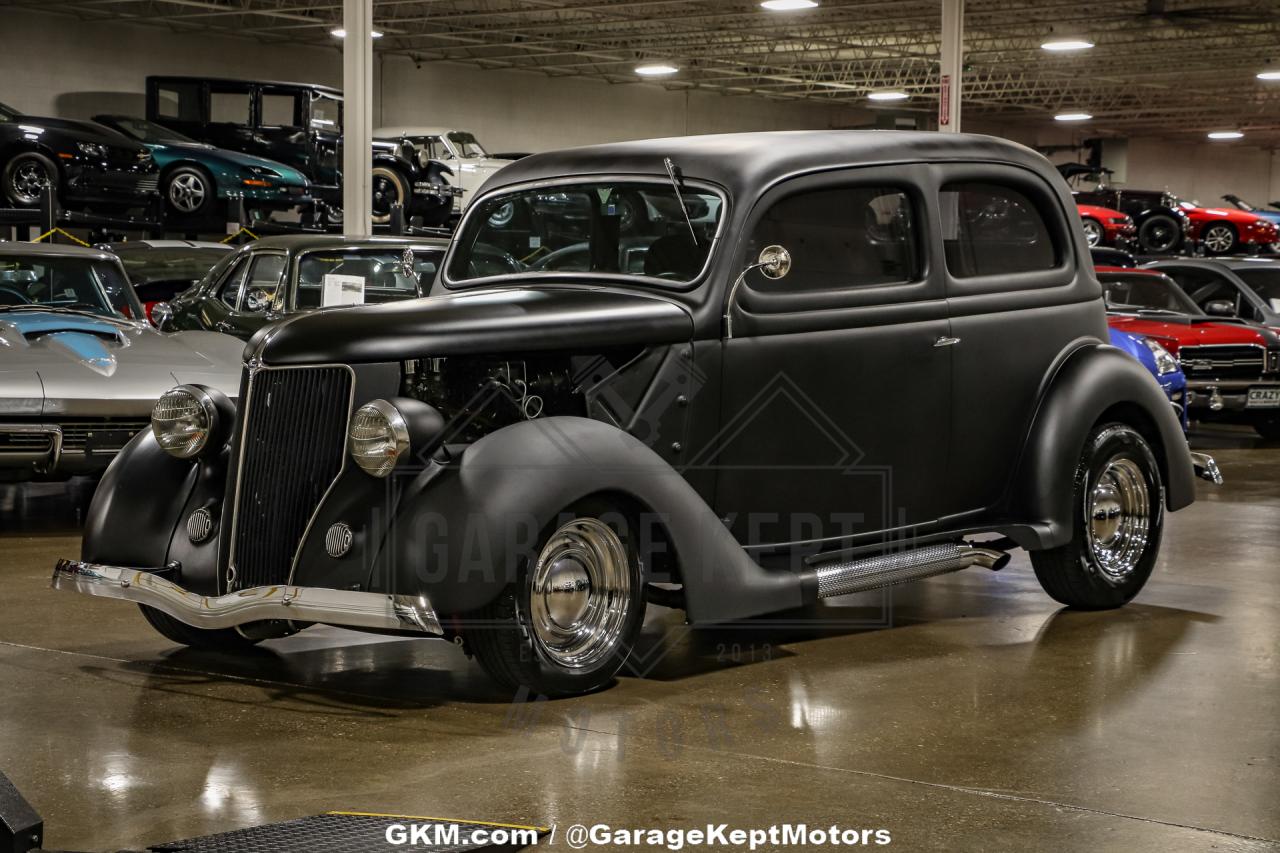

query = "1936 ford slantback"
[53,132,1218,696]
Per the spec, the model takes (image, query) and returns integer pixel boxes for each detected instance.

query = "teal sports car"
[93,115,311,220]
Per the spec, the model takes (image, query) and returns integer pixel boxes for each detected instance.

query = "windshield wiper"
[663,157,699,247]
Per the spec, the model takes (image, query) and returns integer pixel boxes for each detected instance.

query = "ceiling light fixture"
[331,27,384,38]
[1054,112,1092,121]
[760,0,819,9]
[867,90,909,101]
[635,63,679,76]
[1207,130,1244,140]
[1041,37,1094,52]
[1257,70,1280,81]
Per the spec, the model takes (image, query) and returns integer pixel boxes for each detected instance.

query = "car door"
[200,250,286,337]
[937,165,1103,517]
[713,166,952,548]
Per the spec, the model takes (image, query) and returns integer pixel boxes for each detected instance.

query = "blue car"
[1109,327,1188,432]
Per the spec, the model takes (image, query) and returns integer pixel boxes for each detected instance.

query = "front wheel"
[468,502,647,696]
[164,166,214,217]
[1201,223,1237,255]
[3,152,57,207]
[370,166,409,224]
[139,604,263,652]
[1030,423,1164,609]
[1138,214,1182,254]
[1081,217,1104,248]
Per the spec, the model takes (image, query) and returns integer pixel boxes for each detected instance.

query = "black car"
[52,131,1214,697]
[0,100,158,212]
[1061,166,1190,254]
[162,234,449,339]
[143,76,459,226]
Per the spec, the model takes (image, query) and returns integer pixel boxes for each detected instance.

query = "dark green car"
[161,235,449,339]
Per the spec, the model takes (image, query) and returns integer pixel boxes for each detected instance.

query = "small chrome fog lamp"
[348,399,410,477]
[152,385,218,459]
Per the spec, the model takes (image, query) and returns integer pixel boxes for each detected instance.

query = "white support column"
[939,0,963,133]
[342,0,373,235]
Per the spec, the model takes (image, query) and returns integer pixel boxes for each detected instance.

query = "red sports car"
[1097,266,1280,437]
[1173,199,1279,256]
[1077,203,1136,249]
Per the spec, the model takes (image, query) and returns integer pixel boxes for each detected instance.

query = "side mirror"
[150,301,173,330]
[1205,299,1235,317]
[757,245,792,280]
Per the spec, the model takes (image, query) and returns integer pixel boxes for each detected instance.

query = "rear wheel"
[3,152,57,207]
[469,500,647,697]
[1030,423,1164,609]
[1081,217,1104,247]
[1201,223,1237,255]
[370,166,409,224]
[1138,214,1182,254]
[139,604,263,651]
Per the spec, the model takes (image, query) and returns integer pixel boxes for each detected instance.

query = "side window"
[261,93,299,128]
[426,136,451,159]
[156,83,201,121]
[210,89,251,124]
[216,258,249,309]
[940,182,1057,278]
[748,185,919,294]
[240,254,286,313]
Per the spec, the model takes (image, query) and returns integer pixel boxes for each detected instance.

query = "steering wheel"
[0,287,31,305]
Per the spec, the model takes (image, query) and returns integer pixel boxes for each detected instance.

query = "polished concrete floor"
[1,426,1277,852]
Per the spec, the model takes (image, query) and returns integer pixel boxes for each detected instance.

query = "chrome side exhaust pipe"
[810,542,1010,599]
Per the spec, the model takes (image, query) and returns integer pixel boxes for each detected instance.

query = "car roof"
[0,241,116,262]
[484,130,1055,200]
[375,126,458,138]
[242,234,451,252]
[147,75,342,97]
[101,240,232,251]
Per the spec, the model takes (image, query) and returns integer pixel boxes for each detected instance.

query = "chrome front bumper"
[50,560,443,635]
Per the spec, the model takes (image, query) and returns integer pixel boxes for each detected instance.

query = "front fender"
[1005,343,1195,550]
[365,416,805,623]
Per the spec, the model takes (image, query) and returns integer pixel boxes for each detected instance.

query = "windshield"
[1099,272,1203,315]
[295,247,444,309]
[310,93,342,131]
[1236,268,1280,312]
[447,131,488,158]
[109,117,197,145]
[447,181,723,286]
[113,246,230,286]
[0,102,17,122]
[0,256,142,320]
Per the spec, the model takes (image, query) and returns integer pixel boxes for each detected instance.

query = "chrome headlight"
[1142,338,1180,376]
[348,399,410,477]
[152,385,217,458]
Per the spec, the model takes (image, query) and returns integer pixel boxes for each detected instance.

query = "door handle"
[934,335,961,348]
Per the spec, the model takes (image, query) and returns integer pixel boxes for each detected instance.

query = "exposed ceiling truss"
[8,0,1280,144]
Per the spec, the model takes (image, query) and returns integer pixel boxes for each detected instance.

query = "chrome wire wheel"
[8,158,52,205]
[1084,456,1151,585]
[168,171,207,214]
[528,517,633,672]
[1202,224,1235,254]
[1081,219,1104,247]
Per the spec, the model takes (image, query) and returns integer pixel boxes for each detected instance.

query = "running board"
[808,542,1010,599]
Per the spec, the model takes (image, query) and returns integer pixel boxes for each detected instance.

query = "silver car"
[0,241,243,482]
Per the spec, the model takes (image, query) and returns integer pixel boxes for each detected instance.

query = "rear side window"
[155,83,201,121]
[261,93,299,127]
[748,185,919,293]
[210,90,251,124]
[941,182,1057,278]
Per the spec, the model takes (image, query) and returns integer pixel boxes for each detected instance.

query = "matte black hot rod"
[53,132,1220,696]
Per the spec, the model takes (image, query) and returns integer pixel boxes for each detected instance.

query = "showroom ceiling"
[16,0,1280,142]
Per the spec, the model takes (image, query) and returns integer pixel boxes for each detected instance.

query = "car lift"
[2,769,541,853]
[0,187,163,246]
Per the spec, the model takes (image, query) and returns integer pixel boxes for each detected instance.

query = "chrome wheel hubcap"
[529,517,632,671]
[169,173,206,213]
[1145,222,1176,252]
[1085,456,1150,584]
[1082,221,1103,247]
[11,161,50,204]
[1204,225,1233,253]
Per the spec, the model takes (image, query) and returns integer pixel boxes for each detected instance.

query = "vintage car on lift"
[374,126,513,216]
[0,100,159,213]
[0,242,242,483]
[1065,165,1191,254]
[160,234,449,340]
[53,131,1220,697]
[143,76,460,226]
[1077,203,1135,249]
[1098,265,1280,437]
[93,115,312,221]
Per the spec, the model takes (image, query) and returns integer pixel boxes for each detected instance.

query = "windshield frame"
[111,117,199,146]
[0,255,144,321]
[440,174,729,293]
[1099,271,1204,316]
[290,244,445,310]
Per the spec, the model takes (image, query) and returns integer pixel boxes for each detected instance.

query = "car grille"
[228,366,352,590]
[58,418,151,452]
[135,176,159,193]
[1179,345,1266,380]
[0,430,54,454]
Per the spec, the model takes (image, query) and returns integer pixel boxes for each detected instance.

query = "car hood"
[1107,314,1270,348]
[16,115,147,152]
[1185,206,1265,225]
[248,286,694,366]
[0,311,244,416]
[162,142,309,184]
